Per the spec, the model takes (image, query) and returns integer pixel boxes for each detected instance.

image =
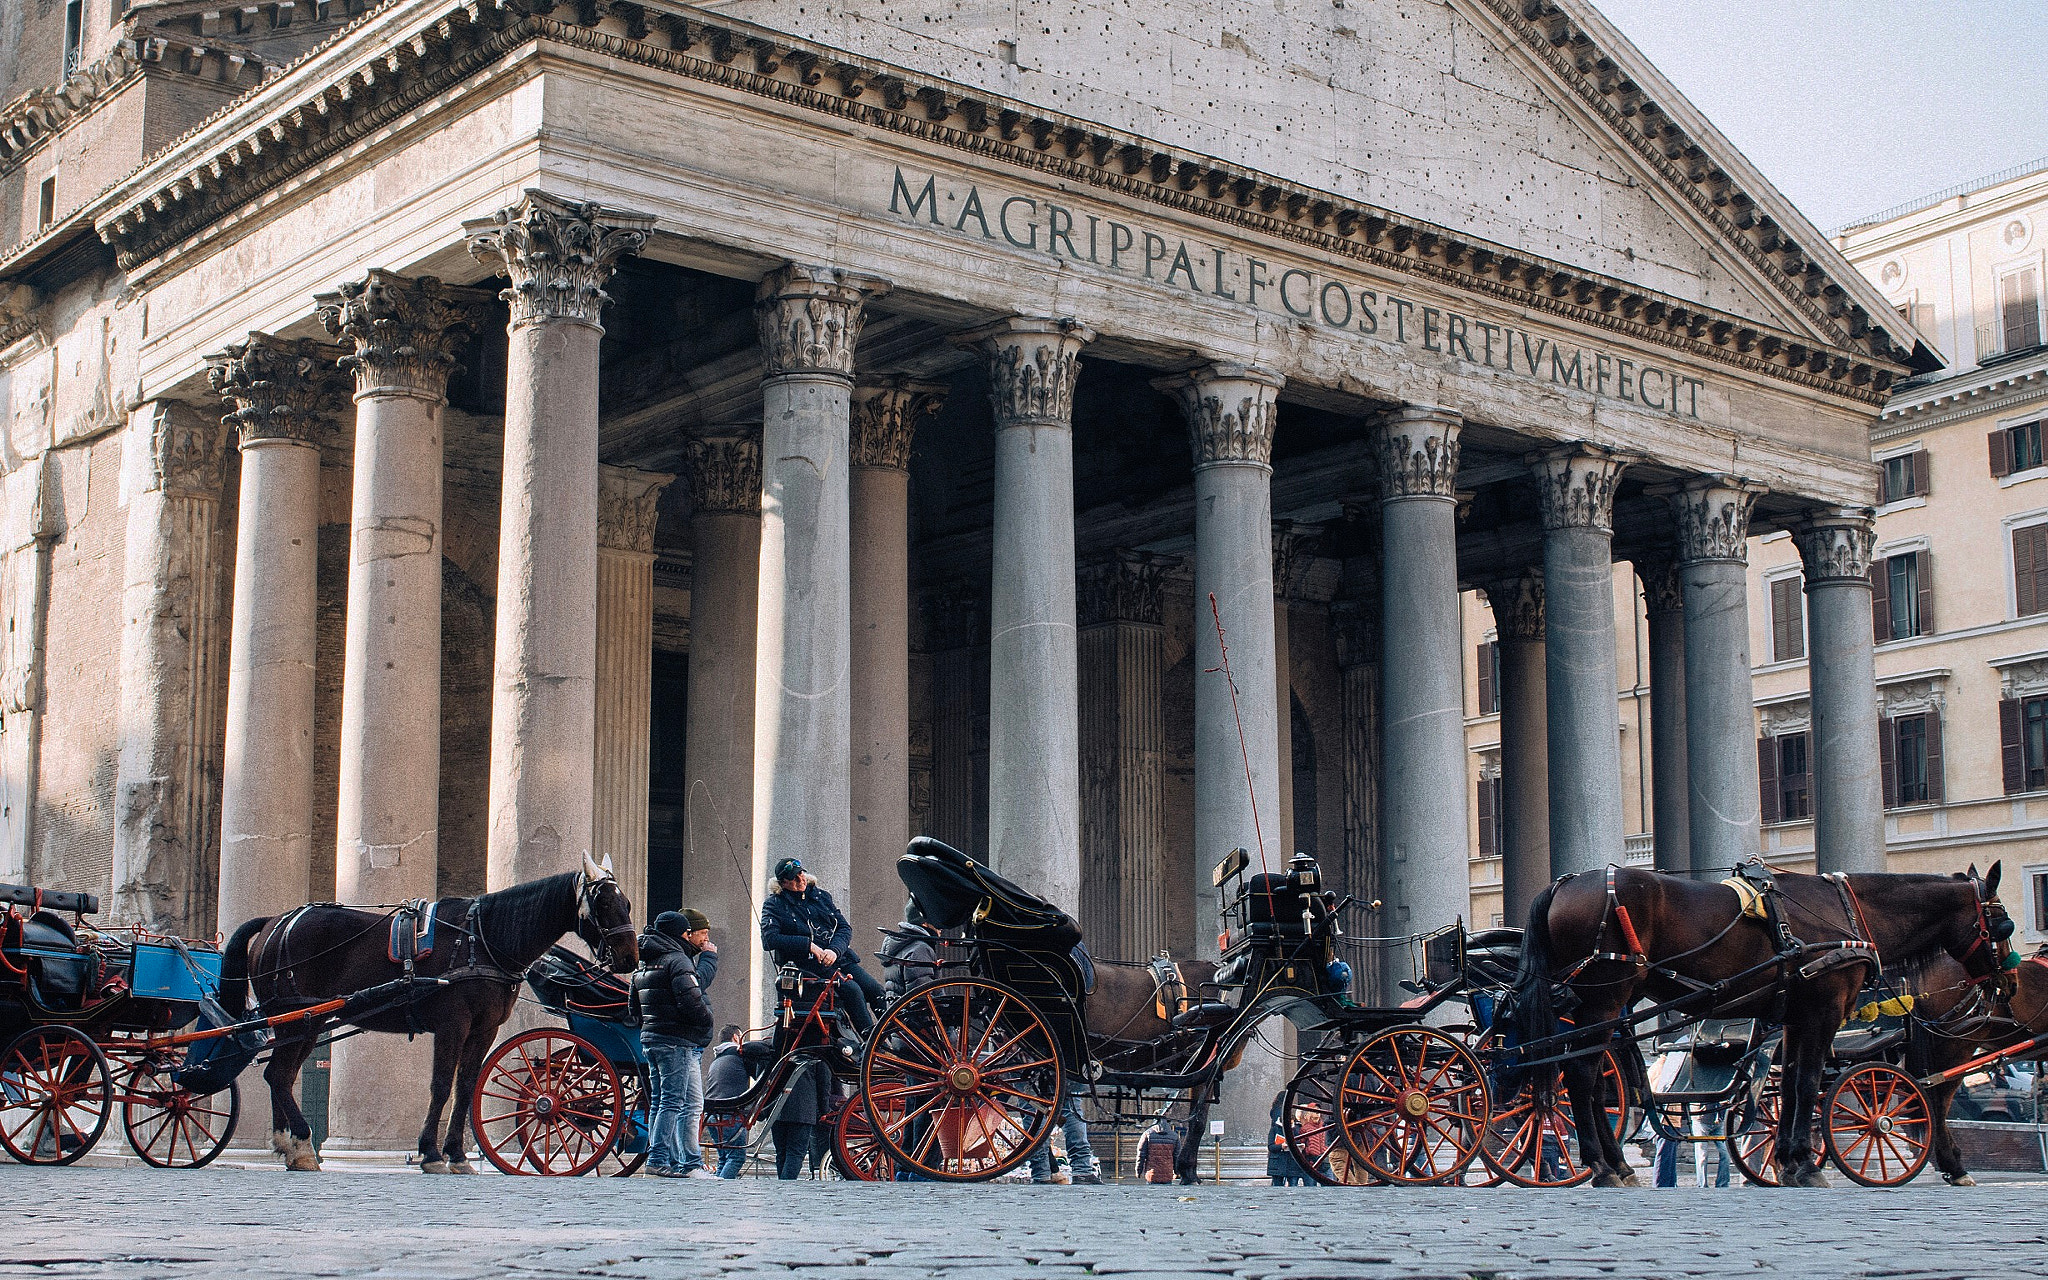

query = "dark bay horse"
[1900,947,2048,1185]
[216,854,636,1172]
[1083,957,1236,1184]
[1513,863,2012,1187]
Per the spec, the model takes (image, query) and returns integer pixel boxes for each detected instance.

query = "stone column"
[678,436,762,1027]
[1637,556,1693,876]
[1331,596,1381,998]
[1532,445,1633,879]
[467,193,654,890]
[752,265,882,935]
[316,270,478,1145]
[0,461,53,884]
[965,317,1093,908]
[1485,570,1550,923]
[209,335,339,933]
[1796,509,1885,875]
[1270,521,1316,858]
[1077,551,1173,960]
[110,401,227,936]
[849,380,942,948]
[1158,365,1285,956]
[1671,477,1768,876]
[1373,406,1467,994]
[594,466,673,916]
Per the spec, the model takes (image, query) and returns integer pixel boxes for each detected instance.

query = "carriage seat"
[525,945,633,1023]
[11,909,96,1009]
[897,837,1080,940]
[1169,1000,1235,1030]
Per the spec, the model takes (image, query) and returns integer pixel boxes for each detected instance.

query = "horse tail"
[216,915,271,1017]
[1510,881,1560,1049]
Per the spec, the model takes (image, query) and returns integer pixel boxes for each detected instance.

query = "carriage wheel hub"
[1400,1089,1431,1118]
[948,1065,981,1092]
[1875,1116,1893,1134]
[533,1093,559,1119]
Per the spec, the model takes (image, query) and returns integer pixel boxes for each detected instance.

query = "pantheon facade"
[0,0,1933,1141]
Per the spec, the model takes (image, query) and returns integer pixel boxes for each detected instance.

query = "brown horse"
[1079,957,1241,1183]
[215,854,636,1172]
[1513,863,2013,1187]
[1897,948,2048,1185]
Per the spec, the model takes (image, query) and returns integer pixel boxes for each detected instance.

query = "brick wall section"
[32,434,124,900]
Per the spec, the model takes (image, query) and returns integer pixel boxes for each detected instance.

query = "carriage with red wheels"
[0,882,242,1168]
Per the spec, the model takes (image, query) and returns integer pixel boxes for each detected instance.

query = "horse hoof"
[421,1160,450,1174]
[287,1153,322,1173]
[271,1130,296,1157]
[1592,1171,1628,1188]
[1790,1166,1830,1189]
[1947,1173,1976,1187]
[447,1162,477,1175]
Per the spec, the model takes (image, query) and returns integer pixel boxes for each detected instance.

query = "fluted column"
[1271,521,1316,858]
[1637,556,1692,876]
[679,436,762,1028]
[752,265,883,944]
[210,335,341,934]
[1373,406,1467,993]
[1671,477,1768,875]
[1078,552,1173,960]
[595,466,673,917]
[467,192,654,890]
[110,402,228,936]
[1532,445,1633,878]
[317,270,480,1145]
[1796,509,1884,875]
[966,317,1093,908]
[849,380,942,949]
[923,585,985,858]
[1484,570,1549,922]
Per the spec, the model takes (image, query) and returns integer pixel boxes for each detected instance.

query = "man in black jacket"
[758,858,885,1031]
[632,909,717,1178]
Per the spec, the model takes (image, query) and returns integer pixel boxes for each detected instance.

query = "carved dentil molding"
[1157,364,1284,468]
[1077,550,1176,627]
[207,332,345,447]
[598,466,674,554]
[139,402,227,498]
[1635,554,1685,614]
[1483,570,1546,643]
[756,264,886,378]
[1793,508,1877,583]
[1668,475,1767,565]
[1372,406,1462,500]
[465,191,656,330]
[851,380,946,470]
[315,271,484,401]
[681,435,762,515]
[1531,444,1636,533]
[962,317,1095,426]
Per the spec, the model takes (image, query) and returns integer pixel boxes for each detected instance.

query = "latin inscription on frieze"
[886,168,1705,418]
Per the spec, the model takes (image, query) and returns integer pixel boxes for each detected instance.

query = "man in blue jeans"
[1027,1087,1100,1184]
[631,909,718,1178]
[703,1025,756,1178]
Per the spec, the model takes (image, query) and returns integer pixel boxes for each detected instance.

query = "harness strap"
[1605,866,1648,970]
[1824,872,1883,976]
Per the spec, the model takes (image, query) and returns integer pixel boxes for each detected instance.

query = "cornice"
[76,0,1904,404]
[0,49,144,171]
[1872,362,2048,443]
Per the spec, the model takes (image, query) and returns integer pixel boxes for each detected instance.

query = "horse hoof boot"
[1619,1172,1643,1188]
[286,1142,322,1173]
[271,1129,297,1158]
[1592,1171,1628,1188]
[448,1161,477,1175]
[1790,1165,1830,1189]
[421,1160,451,1174]
[1947,1173,1976,1187]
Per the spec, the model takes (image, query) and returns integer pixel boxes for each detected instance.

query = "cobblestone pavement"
[4,1166,2046,1279]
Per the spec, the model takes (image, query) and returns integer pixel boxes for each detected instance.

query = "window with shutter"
[2028,697,2048,793]
[1924,708,1944,805]
[1887,554,1919,640]
[1879,713,1898,809]
[2003,267,2043,353]
[1993,427,2015,478]
[2016,525,2048,617]
[1880,455,1913,504]
[1769,577,1804,662]
[1914,549,1933,636]
[1779,732,1811,821]
[1913,449,1931,498]
[1477,777,1498,858]
[2016,422,2046,472]
[1870,555,1891,644]
[2004,698,2028,795]
[1475,642,1497,716]
[1757,736,1780,825]
[1894,714,1927,806]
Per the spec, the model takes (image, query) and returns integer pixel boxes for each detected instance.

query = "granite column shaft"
[1797,510,1886,874]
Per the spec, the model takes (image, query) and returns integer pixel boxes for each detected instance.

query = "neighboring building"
[2,0,1926,1146]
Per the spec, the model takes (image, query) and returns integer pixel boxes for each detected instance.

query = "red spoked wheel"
[471,1029,624,1176]
[831,1096,896,1181]
[120,1055,239,1168]
[0,1026,112,1165]
[1336,1027,1490,1185]
[1726,1065,1822,1187]
[859,977,1062,1182]
[1283,1054,1380,1186]
[1476,1036,1628,1188]
[1822,1062,1932,1187]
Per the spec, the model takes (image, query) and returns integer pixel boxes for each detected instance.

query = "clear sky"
[1594,1,2048,232]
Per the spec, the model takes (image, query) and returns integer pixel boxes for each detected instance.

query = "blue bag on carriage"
[172,996,271,1097]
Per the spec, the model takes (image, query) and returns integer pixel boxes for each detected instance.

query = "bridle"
[577,873,637,968]
[1957,873,2019,996]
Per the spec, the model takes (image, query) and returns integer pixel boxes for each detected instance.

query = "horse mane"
[474,871,583,969]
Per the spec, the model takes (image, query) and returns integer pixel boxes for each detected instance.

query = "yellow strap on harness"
[1721,877,1769,922]
[1851,994,1915,1023]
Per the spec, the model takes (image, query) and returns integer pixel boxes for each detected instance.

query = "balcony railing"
[1623,833,1655,866]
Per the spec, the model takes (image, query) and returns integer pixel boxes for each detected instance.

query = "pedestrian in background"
[1267,1092,1312,1187]
[704,1024,752,1178]
[631,909,717,1179]
[773,1058,832,1179]
[1137,1114,1179,1184]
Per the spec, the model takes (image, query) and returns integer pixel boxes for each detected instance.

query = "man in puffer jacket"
[758,857,886,1031]
[631,910,716,1177]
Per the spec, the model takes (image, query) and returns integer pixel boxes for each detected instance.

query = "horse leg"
[1925,1077,1973,1185]
[442,1021,496,1173]
[1777,1012,1832,1188]
[1177,1097,1210,1185]
[417,1029,465,1173]
[265,1032,322,1172]
[1562,1054,1629,1187]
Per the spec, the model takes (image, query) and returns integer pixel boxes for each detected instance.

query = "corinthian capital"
[960,316,1094,426]
[755,264,886,378]
[598,466,674,554]
[1077,550,1176,627]
[1531,443,1637,533]
[137,402,227,498]
[682,435,762,515]
[1794,507,1877,583]
[1634,554,1684,615]
[851,379,946,470]
[1668,475,1767,565]
[1372,405,1461,500]
[1156,363,1283,468]
[1481,570,1546,643]
[315,270,484,401]
[207,333,345,447]
[464,191,655,330]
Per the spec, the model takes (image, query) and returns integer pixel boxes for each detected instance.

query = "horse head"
[1946,861,2017,988]
[578,851,639,972]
